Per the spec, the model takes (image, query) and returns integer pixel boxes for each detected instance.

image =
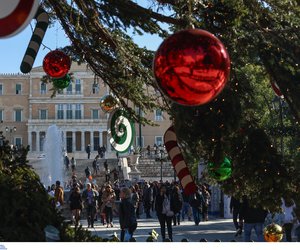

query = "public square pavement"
[78,214,243,242]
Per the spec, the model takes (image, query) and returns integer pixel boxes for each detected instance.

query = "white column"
[36,131,40,152]
[72,131,76,152]
[99,131,103,147]
[81,131,85,151]
[107,132,111,153]
[28,130,32,152]
[90,131,94,152]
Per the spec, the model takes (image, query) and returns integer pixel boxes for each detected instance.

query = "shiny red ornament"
[153,29,231,106]
[43,50,71,78]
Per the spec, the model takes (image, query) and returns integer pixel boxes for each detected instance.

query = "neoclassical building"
[0,63,171,158]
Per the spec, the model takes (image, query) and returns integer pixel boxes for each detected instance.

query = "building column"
[61,131,66,152]
[36,131,40,152]
[90,131,94,151]
[81,131,85,151]
[28,130,32,152]
[107,132,111,153]
[99,131,103,147]
[72,131,76,152]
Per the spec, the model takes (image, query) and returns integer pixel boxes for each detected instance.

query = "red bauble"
[153,29,231,106]
[43,50,71,78]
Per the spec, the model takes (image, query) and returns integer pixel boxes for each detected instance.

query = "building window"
[66,104,73,119]
[155,109,163,121]
[75,104,82,119]
[135,107,144,117]
[75,79,81,94]
[92,83,99,94]
[57,104,64,119]
[16,83,22,95]
[15,137,22,147]
[0,84,3,95]
[40,82,46,94]
[14,109,22,122]
[135,136,144,148]
[66,82,72,94]
[92,109,99,119]
[155,136,163,146]
[0,109,3,121]
[39,109,47,120]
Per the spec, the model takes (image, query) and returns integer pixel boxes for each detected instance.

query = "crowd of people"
[230,195,299,242]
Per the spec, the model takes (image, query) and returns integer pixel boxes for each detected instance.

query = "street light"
[5,126,17,145]
[155,147,168,182]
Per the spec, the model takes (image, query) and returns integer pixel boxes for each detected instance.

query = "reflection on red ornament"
[153,29,230,106]
[271,82,283,97]
[43,50,71,78]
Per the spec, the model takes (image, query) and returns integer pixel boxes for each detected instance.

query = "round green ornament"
[208,157,232,181]
[52,74,71,89]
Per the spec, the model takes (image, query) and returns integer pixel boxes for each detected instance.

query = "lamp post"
[156,147,168,182]
[5,126,17,146]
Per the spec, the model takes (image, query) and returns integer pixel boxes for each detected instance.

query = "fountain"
[40,125,64,187]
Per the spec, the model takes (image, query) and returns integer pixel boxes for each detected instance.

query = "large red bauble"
[153,29,231,106]
[43,50,71,78]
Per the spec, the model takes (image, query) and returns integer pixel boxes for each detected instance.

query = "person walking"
[282,197,297,242]
[119,187,138,241]
[85,166,91,179]
[64,154,70,171]
[230,196,243,236]
[82,183,98,228]
[69,186,83,226]
[202,186,211,222]
[101,184,116,227]
[70,157,76,172]
[92,155,99,176]
[181,190,192,221]
[189,187,204,226]
[241,196,268,242]
[130,186,139,216]
[86,144,91,159]
[155,185,175,241]
[143,183,153,218]
[171,185,183,226]
[54,180,64,207]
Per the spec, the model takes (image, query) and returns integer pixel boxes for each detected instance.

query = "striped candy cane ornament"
[164,126,197,195]
[20,7,49,73]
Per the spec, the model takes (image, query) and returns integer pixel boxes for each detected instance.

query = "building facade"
[0,63,171,158]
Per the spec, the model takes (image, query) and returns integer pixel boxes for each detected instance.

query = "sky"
[0,0,171,73]
[0,20,164,74]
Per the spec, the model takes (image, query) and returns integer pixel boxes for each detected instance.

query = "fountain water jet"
[40,125,64,187]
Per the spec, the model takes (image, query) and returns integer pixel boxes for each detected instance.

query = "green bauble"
[208,157,232,181]
[52,74,71,89]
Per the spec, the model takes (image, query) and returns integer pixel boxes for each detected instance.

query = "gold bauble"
[99,94,119,113]
[264,223,283,242]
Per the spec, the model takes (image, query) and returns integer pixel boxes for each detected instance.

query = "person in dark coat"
[86,144,91,159]
[230,196,243,236]
[119,187,138,241]
[240,196,268,242]
[155,185,175,241]
[189,186,204,226]
[143,183,153,218]
[171,185,183,226]
[69,186,82,226]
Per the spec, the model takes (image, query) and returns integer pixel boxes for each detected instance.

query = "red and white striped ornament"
[271,81,283,97]
[164,126,197,195]
[0,0,40,38]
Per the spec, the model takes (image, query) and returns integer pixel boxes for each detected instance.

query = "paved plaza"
[79,215,241,242]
